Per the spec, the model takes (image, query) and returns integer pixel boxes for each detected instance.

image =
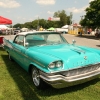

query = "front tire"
[31,67,47,89]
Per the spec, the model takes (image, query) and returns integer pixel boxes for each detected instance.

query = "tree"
[32,20,39,29]
[38,19,47,29]
[13,23,22,28]
[53,10,71,27]
[32,19,50,30]
[13,10,71,29]
[80,0,100,29]
[47,20,56,28]
[24,22,33,29]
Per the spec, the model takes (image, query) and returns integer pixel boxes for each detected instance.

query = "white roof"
[17,31,56,36]
[18,31,34,35]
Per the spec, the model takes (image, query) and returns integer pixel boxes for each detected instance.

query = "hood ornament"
[72,39,76,45]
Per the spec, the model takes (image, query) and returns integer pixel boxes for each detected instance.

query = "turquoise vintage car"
[3,31,100,89]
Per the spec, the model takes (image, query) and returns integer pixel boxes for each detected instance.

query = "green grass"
[0,47,100,100]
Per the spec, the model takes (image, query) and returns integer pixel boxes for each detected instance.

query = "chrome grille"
[60,63,100,77]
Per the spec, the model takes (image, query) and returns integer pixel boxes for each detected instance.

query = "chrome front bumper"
[40,69,100,89]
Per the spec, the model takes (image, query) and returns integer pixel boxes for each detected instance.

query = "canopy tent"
[47,27,55,31]
[62,25,68,29]
[21,28,29,32]
[0,25,9,30]
[0,16,12,25]
[0,16,12,36]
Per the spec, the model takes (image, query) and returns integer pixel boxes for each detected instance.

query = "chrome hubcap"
[32,69,40,86]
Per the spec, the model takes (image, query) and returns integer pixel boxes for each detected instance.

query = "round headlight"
[48,63,55,68]
[56,61,62,67]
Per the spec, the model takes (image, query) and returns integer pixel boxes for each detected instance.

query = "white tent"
[21,28,28,32]
[0,25,8,30]
[62,25,68,29]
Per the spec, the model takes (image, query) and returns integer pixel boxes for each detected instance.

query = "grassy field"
[0,47,100,100]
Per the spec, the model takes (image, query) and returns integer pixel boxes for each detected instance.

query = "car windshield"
[25,33,68,46]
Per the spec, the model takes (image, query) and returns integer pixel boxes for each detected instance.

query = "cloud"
[67,6,88,14]
[0,0,20,8]
[34,15,39,18]
[47,11,54,15]
[89,0,94,2]
[36,0,56,5]
[74,0,77,4]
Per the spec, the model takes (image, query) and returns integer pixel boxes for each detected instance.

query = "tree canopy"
[53,10,71,27]
[13,10,71,29]
[80,0,100,29]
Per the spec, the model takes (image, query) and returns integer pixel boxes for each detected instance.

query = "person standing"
[78,27,83,36]
[39,26,43,31]
[95,29,99,38]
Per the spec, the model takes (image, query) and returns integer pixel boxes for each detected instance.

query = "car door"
[13,35,26,66]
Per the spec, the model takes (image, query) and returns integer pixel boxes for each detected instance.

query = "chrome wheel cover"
[32,69,40,86]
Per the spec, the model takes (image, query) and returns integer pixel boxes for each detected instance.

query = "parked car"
[56,25,69,34]
[3,31,100,89]
[0,30,2,34]
[56,28,68,34]
[14,30,20,35]
[0,37,4,47]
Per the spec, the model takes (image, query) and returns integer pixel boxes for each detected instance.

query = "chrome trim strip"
[11,46,46,68]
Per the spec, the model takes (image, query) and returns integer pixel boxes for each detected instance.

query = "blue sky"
[0,0,94,25]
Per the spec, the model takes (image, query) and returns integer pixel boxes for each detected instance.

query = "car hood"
[29,44,100,70]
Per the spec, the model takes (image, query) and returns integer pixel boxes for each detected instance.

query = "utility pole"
[37,16,39,30]
[80,16,84,20]
[70,12,73,25]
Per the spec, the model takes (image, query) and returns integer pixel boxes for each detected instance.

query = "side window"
[14,36,24,46]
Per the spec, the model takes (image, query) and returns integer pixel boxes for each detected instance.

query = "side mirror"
[72,39,76,45]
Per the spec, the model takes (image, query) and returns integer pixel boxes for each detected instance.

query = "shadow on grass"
[38,78,100,97]
[0,47,5,51]
[1,48,40,100]
[0,47,100,99]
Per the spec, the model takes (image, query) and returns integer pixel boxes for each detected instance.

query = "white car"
[14,30,20,35]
